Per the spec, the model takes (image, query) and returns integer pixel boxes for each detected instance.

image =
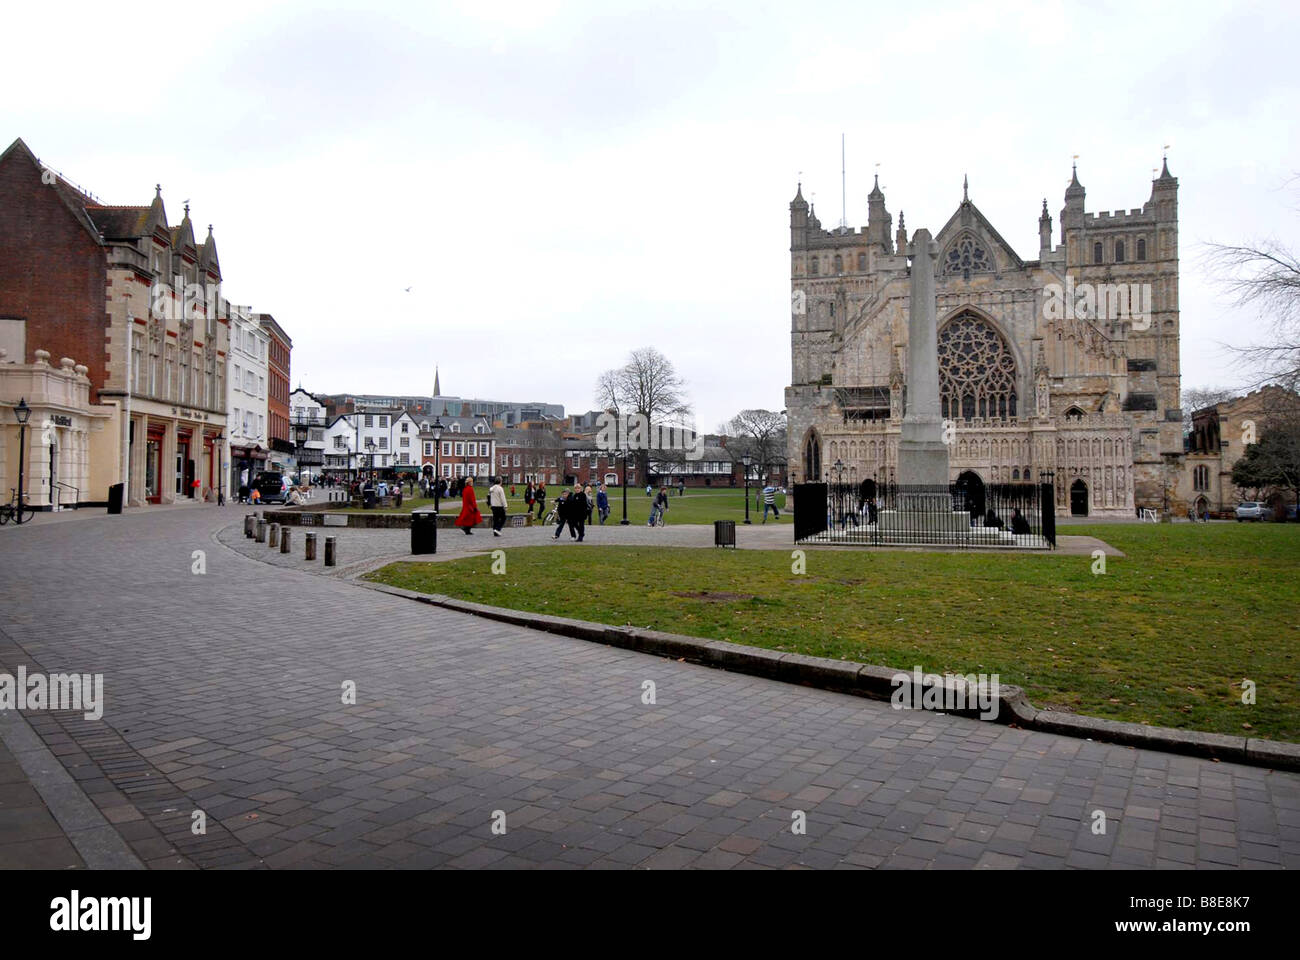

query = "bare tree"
[726,409,788,482]
[1206,225,1300,391]
[594,347,693,479]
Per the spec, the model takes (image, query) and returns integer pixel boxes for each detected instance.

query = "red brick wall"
[267,331,290,445]
[0,148,109,399]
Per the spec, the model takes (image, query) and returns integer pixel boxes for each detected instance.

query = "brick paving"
[0,506,1296,869]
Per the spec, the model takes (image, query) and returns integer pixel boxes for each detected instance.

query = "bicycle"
[0,488,35,525]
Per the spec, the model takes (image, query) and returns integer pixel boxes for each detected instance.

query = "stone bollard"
[244,514,254,538]
[324,536,336,567]
[255,519,266,543]
[280,527,291,553]
[268,523,279,548]
[305,532,317,561]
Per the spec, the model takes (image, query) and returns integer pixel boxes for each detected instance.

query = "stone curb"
[354,581,1300,772]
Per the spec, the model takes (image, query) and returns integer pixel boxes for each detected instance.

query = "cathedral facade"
[784,162,1183,518]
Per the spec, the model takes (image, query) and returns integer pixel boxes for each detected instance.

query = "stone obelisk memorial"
[897,228,949,486]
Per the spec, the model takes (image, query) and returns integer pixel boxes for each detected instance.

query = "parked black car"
[252,471,289,504]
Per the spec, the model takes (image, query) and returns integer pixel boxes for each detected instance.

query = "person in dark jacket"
[596,483,610,524]
[551,488,572,540]
[535,483,546,520]
[568,483,589,542]
[1010,508,1032,535]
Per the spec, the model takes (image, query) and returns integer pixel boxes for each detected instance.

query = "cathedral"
[784,161,1183,518]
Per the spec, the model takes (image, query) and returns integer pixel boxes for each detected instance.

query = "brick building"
[0,137,230,505]
[258,313,292,473]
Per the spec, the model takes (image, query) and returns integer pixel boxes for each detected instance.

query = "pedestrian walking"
[569,483,588,542]
[677,478,685,497]
[596,483,610,524]
[551,488,572,540]
[583,483,595,524]
[455,476,482,535]
[762,484,780,522]
[535,483,546,520]
[489,476,508,536]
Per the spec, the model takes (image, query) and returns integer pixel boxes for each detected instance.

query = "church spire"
[433,366,441,397]
[963,173,969,203]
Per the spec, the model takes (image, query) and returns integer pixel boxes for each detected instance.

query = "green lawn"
[366,522,1300,742]
[338,487,789,524]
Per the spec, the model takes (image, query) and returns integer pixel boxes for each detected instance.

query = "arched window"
[1093,241,1103,264]
[857,253,866,271]
[1012,468,1020,480]
[1136,237,1146,261]
[833,255,843,274]
[1115,240,1125,263]
[803,431,821,483]
[810,258,819,276]
[938,314,1018,422]
[1065,406,1084,421]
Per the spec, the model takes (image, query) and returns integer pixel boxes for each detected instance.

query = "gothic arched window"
[857,253,866,271]
[1137,237,1146,261]
[938,314,1018,422]
[943,235,993,279]
[1093,242,1103,264]
[1115,240,1125,263]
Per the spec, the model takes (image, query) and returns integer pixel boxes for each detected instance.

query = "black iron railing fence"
[793,478,1056,549]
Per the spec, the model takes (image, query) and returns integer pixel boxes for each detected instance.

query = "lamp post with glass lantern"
[431,417,443,513]
[14,398,31,523]
[293,421,308,488]
[742,453,753,524]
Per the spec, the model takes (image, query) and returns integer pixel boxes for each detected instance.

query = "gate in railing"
[793,479,1056,549]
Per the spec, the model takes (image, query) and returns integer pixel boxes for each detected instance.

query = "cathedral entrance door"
[1070,479,1089,516]
[955,470,985,520]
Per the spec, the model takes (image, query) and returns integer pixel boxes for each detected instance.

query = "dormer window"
[1065,407,1085,421]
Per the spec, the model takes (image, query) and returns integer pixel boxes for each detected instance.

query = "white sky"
[5,0,1297,430]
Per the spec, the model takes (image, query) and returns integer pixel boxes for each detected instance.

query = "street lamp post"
[431,418,443,513]
[293,422,308,488]
[742,453,753,524]
[14,398,30,523]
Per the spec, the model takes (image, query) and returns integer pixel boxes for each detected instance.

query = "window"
[399,453,409,465]
[833,255,843,274]
[443,464,451,477]
[857,253,866,271]
[943,234,993,279]
[937,313,1018,421]
[1115,240,1125,263]
[231,407,240,434]
[1137,237,1146,261]
[335,436,347,450]
[423,442,432,456]
[310,429,323,442]
[1065,407,1084,420]
[131,332,144,392]
[400,437,409,447]
[442,442,451,456]
[501,454,509,466]
[165,344,176,399]
[1093,241,1103,264]
[513,455,520,467]
[450,423,460,433]
[364,415,373,427]
[400,421,408,434]
[809,258,819,276]
[233,364,241,391]
[378,415,388,428]
[378,437,388,449]
[455,442,464,456]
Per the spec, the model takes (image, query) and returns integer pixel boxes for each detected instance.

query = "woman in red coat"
[455,477,482,535]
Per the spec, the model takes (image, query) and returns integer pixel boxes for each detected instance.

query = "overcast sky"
[6,0,1297,430]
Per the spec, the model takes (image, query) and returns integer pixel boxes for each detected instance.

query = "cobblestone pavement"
[0,506,1296,869]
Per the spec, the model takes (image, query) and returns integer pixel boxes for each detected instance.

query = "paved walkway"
[0,507,1295,869]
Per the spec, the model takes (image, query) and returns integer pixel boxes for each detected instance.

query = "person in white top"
[488,477,508,536]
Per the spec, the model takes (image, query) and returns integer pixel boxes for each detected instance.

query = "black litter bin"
[411,508,438,555]
[107,483,124,515]
[714,519,736,548]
